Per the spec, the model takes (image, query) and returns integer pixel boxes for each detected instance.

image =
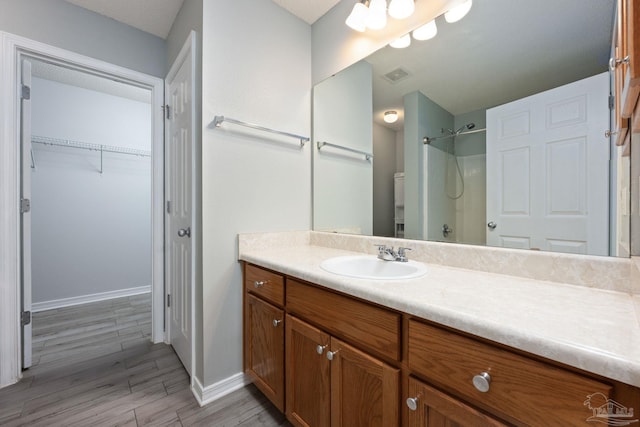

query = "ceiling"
[64,0,341,39]
[366,0,615,129]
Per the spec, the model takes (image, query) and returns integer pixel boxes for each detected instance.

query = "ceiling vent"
[383,67,410,84]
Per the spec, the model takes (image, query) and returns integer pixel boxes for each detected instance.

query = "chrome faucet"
[375,245,411,262]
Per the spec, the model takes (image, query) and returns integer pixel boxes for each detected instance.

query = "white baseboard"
[32,286,151,312]
[191,372,250,407]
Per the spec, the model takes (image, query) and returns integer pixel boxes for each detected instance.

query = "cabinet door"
[286,315,331,427]
[330,337,400,427]
[407,377,507,427]
[245,294,285,411]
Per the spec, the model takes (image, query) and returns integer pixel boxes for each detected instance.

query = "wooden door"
[245,294,285,411]
[286,315,331,427]
[330,337,399,427]
[486,72,609,255]
[407,377,507,427]
[165,36,195,374]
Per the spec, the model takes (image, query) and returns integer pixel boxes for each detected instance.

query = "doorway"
[0,31,165,387]
[25,56,154,368]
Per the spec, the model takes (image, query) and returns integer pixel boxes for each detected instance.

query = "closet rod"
[212,115,309,147]
[317,141,373,161]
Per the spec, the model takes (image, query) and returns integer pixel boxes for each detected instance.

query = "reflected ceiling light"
[388,0,415,20]
[384,111,399,123]
[445,0,473,23]
[389,34,411,48]
[412,19,437,40]
[345,1,370,32]
[366,0,387,30]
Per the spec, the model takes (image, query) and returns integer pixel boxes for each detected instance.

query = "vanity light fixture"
[412,19,437,40]
[367,0,388,30]
[345,0,370,32]
[384,111,399,123]
[388,0,415,20]
[389,34,411,48]
[445,0,473,23]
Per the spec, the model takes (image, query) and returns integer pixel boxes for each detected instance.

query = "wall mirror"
[313,0,631,257]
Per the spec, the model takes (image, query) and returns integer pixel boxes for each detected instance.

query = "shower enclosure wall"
[422,113,487,245]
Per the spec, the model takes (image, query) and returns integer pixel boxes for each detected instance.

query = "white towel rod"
[317,141,373,161]
[212,115,309,147]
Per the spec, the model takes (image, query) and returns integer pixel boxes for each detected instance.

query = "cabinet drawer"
[286,279,401,362]
[408,320,612,426]
[245,264,285,307]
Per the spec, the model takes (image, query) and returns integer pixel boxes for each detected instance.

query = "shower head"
[453,122,476,134]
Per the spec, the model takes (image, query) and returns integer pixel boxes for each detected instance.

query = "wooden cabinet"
[407,320,613,426]
[243,262,639,427]
[285,315,399,427]
[329,336,399,427]
[407,376,507,427]
[286,315,331,427]
[243,265,285,411]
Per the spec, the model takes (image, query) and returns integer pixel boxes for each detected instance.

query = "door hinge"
[21,311,31,326]
[21,84,31,100]
[163,104,171,120]
[167,294,171,308]
[20,198,31,213]
[609,94,615,110]
[166,200,171,214]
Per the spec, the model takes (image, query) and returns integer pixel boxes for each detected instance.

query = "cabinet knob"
[272,319,282,327]
[406,397,419,411]
[254,280,268,288]
[326,349,340,361]
[316,344,327,355]
[472,372,492,393]
[609,55,630,71]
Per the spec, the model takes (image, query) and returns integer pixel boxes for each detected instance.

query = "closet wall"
[30,76,152,308]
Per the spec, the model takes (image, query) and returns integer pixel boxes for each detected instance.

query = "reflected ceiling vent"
[383,67,410,84]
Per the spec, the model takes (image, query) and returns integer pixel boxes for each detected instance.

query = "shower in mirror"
[425,123,483,200]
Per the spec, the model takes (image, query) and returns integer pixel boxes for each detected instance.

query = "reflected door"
[486,72,609,255]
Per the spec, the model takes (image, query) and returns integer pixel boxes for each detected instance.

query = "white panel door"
[20,59,33,369]
[486,73,609,255]
[165,40,194,374]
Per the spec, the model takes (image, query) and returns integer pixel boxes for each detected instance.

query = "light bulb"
[389,34,411,48]
[388,0,415,20]
[412,19,437,40]
[366,0,387,30]
[345,2,369,32]
[445,0,473,23]
[384,111,399,123]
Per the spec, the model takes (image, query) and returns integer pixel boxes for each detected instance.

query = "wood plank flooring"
[0,294,290,426]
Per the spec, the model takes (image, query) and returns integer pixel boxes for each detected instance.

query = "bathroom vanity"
[240,232,640,426]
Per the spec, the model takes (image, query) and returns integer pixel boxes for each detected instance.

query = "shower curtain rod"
[423,127,486,144]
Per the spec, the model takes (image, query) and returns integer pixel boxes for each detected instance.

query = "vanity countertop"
[239,244,640,388]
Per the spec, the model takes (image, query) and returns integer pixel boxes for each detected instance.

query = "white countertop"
[240,244,640,388]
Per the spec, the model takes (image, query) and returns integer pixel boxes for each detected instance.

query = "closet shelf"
[31,135,151,157]
[31,135,151,174]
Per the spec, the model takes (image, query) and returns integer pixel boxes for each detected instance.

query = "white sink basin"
[319,255,427,280]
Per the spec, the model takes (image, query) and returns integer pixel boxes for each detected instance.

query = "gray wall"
[31,77,151,304]
[0,0,166,77]
[201,0,311,388]
[313,60,373,235]
[373,122,396,237]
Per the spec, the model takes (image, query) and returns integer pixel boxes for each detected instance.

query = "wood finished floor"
[0,294,289,426]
